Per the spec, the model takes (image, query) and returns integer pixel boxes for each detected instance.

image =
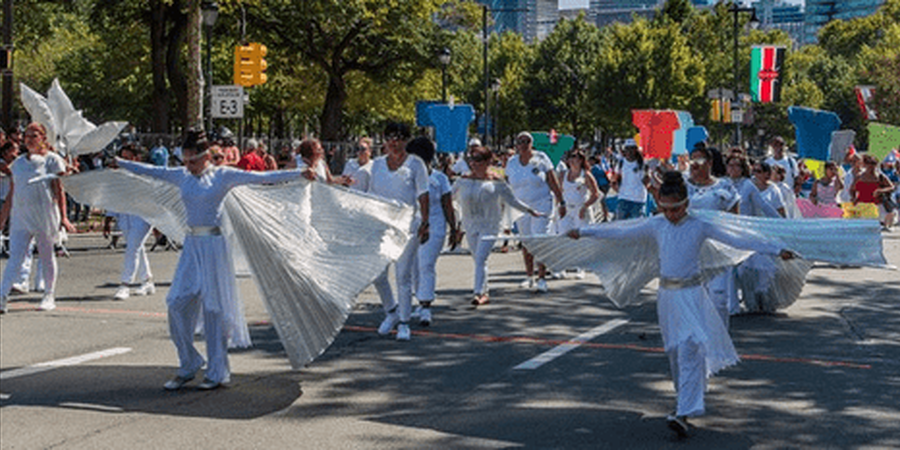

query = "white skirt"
[169,234,250,348]
[657,286,739,376]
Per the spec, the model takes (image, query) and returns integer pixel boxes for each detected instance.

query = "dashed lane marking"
[513,319,631,370]
[0,348,133,381]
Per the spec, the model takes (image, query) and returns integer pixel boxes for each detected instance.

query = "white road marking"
[0,347,132,381]
[513,319,629,370]
[59,402,124,412]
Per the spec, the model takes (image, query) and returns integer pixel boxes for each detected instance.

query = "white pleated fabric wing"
[520,211,890,308]
[64,170,414,369]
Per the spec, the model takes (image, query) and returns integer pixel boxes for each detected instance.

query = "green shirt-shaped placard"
[868,123,900,161]
[531,132,576,166]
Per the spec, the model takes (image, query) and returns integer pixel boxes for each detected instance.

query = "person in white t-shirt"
[0,123,77,313]
[764,136,799,191]
[366,122,430,341]
[506,131,566,293]
[341,137,374,192]
[614,140,650,220]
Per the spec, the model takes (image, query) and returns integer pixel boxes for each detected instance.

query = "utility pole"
[2,0,14,131]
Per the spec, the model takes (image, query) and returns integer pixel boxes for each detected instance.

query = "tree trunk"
[166,3,188,132]
[184,0,203,131]
[149,0,170,133]
[320,74,347,142]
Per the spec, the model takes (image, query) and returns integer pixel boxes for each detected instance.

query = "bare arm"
[582,172,601,219]
[51,178,76,233]
[546,169,567,218]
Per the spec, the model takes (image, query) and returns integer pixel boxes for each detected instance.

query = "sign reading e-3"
[211,85,244,119]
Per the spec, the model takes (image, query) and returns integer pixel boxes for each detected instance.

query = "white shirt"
[760,183,786,214]
[0,172,10,203]
[765,155,798,189]
[618,158,648,203]
[342,158,372,192]
[9,152,66,236]
[426,171,452,232]
[732,178,781,218]
[451,157,470,177]
[295,156,328,181]
[686,176,738,212]
[506,151,555,214]
[453,178,532,229]
[367,154,430,217]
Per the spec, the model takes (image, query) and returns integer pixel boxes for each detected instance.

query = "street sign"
[211,85,244,118]
[731,107,743,124]
[707,88,734,101]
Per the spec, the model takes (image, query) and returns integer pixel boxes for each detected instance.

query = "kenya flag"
[855,86,878,121]
[750,46,785,103]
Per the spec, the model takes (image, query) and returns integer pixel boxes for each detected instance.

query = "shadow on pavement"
[0,365,301,420]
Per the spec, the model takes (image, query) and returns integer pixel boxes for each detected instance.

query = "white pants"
[1,229,56,298]
[374,232,420,322]
[464,222,500,295]
[667,336,708,417]
[120,220,153,284]
[416,228,445,302]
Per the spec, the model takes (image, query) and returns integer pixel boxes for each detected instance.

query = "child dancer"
[569,171,795,437]
[115,130,303,390]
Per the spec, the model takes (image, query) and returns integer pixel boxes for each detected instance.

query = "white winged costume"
[64,163,414,374]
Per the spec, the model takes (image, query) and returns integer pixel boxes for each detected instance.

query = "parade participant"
[506,131,565,293]
[367,122,430,341]
[725,155,780,218]
[614,139,650,220]
[557,149,601,234]
[236,138,266,172]
[1,141,36,293]
[294,138,337,183]
[568,171,796,437]
[0,123,76,313]
[114,130,304,390]
[851,154,895,231]
[104,144,155,300]
[751,162,786,217]
[765,136,799,190]
[771,165,802,218]
[798,161,843,218]
[454,147,541,306]
[406,137,456,325]
[342,137,374,192]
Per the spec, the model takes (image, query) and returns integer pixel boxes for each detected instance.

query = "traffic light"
[710,99,731,122]
[233,43,267,87]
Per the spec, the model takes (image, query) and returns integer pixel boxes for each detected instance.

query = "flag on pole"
[750,46,785,103]
[855,86,878,121]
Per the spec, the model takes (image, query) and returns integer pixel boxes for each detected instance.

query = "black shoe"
[163,375,194,391]
[666,415,690,438]
[197,378,223,390]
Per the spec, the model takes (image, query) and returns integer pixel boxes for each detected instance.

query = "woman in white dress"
[366,122,430,341]
[724,154,781,219]
[115,130,303,390]
[0,123,76,313]
[556,149,601,234]
[454,147,541,306]
[568,171,796,437]
[342,137,374,192]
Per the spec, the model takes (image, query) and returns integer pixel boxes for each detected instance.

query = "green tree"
[250,0,444,140]
[522,14,601,143]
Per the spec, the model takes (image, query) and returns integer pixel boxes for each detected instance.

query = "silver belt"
[659,274,705,290]
[188,226,222,236]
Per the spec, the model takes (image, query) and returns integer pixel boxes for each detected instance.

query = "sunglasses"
[385,134,405,142]
[690,158,707,166]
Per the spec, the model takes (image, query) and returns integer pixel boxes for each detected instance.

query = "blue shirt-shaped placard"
[672,111,695,155]
[416,100,442,128]
[686,127,709,153]
[426,104,476,153]
[788,106,842,161]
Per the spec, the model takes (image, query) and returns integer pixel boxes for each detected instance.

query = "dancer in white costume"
[0,141,35,294]
[683,145,740,327]
[105,144,154,300]
[0,123,76,313]
[115,131,304,390]
[342,137,374,192]
[406,137,457,326]
[454,147,540,306]
[724,154,781,219]
[367,122,430,342]
[556,149,601,234]
[568,172,796,437]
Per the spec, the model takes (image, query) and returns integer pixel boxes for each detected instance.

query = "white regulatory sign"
[211,85,244,118]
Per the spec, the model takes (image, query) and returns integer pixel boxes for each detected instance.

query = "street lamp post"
[201,1,219,135]
[729,1,759,146]
[438,47,451,103]
[491,78,501,148]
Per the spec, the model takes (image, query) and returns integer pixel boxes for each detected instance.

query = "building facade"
[803,0,885,44]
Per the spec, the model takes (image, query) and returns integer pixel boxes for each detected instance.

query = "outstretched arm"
[116,158,183,185]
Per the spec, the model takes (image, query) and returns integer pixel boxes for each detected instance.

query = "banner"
[867,122,900,162]
[631,110,681,160]
[855,86,878,121]
[788,106,841,161]
[750,46,786,103]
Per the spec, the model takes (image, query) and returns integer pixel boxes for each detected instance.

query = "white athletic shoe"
[38,295,56,311]
[10,283,29,294]
[135,281,156,296]
[573,269,586,280]
[114,285,130,301]
[519,277,535,289]
[396,323,411,341]
[535,278,549,293]
[418,308,432,326]
[378,311,400,335]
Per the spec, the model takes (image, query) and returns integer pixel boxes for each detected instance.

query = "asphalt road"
[1,231,898,449]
